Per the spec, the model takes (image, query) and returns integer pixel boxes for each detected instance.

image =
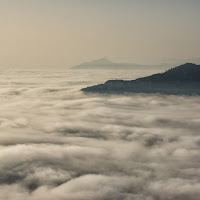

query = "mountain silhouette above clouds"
[72,58,169,70]
[81,63,200,95]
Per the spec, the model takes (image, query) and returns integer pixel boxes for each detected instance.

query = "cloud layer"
[0,69,200,200]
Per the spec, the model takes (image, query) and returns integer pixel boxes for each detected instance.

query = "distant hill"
[81,63,200,95]
[72,58,169,70]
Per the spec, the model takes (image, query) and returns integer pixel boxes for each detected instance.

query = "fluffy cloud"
[0,69,200,199]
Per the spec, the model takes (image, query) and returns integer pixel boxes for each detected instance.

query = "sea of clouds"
[0,69,200,200]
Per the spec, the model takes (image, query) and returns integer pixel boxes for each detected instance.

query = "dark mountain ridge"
[137,63,200,82]
[81,63,200,95]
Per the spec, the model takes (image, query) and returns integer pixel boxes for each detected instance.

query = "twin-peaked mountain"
[81,63,200,95]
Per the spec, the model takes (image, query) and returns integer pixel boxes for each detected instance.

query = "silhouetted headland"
[81,63,200,95]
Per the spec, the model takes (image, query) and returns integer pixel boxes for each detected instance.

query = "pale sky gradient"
[0,0,200,68]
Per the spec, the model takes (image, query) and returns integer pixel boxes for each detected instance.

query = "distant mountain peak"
[72,58,114,68]
[71,58,164,69]
[89,58,113,64]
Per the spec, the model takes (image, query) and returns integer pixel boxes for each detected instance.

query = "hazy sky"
[0,0,200,67]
